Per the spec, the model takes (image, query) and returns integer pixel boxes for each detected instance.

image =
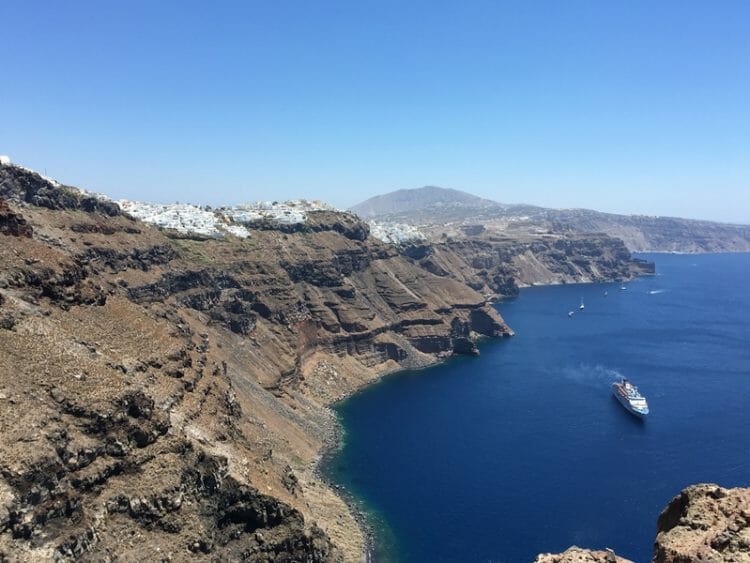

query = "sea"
[322,253,750,562]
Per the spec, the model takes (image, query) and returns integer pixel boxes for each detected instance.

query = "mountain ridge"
[351,186,750,253]
[350,186,502,218]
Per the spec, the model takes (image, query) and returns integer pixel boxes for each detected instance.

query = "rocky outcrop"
[238,209,370,241]
[305,210,370,241]
[535,546,632,563]
[3,260,107,309]
[0,198,33,238]
[538,484,750,563]
[0,164,120,216]
[78,244,177,274]
[653,484,750,562]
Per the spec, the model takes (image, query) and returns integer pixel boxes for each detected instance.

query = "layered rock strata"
[0,164,652,561]
[404,234,653,299]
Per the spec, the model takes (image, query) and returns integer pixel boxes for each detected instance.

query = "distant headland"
[352,186,750,253]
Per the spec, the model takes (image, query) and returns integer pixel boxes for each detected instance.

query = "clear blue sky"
[3,1,749,222]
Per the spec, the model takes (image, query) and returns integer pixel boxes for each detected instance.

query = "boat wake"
[559,364,624,388]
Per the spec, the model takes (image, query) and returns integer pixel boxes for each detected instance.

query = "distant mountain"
[351,187,750,253]
[351,186,500,219]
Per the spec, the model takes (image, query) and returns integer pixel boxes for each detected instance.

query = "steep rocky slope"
[402,233,653,298]
[0,163,651,561]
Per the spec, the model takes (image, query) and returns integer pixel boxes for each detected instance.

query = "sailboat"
[579,297,585,310]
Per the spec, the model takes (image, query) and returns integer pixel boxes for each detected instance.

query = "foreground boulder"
[535,546,632,563]
[0,197,33,238]
[654,484,750,563]
[538,484,750,563]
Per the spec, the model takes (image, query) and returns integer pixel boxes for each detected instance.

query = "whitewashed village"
[119,200,427,244]
[1,155,426,245]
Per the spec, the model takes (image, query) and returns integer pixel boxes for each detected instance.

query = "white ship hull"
[612,380,649,417]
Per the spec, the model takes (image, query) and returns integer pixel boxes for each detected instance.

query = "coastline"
[316,427,376,563]
[316,358,453,562]
[4,162,747,561]
[319,252,750,562]
[314,271,653,561]
[0,165,658,560]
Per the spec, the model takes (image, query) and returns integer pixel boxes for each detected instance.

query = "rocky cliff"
[403,233,653,299]
[549,209,750,253]
[654,484,750,562]
[537,484,750,563]
[0,163,652,561]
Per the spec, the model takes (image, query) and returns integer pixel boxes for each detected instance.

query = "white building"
[369,221,427,245]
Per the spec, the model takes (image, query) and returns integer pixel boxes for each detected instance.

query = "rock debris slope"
[0,162,651,561]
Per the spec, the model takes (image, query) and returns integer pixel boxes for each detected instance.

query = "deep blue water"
[323,253,750,562]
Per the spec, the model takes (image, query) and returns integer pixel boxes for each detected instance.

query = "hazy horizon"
[3,1,749,223]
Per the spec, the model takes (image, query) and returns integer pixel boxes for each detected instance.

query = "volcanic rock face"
[407,234,653,299]
[653,484,750,562]
[0,165,653,561]
[0,165,120,216]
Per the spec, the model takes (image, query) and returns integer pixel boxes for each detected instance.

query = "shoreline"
[314,358,450,562]
[314,270,654,561]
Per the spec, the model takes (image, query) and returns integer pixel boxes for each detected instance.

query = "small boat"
[620,285,627,290]
[604,290,608,296]
[612,378,649,417]
[568,310,574,317]
[579,298,585,310]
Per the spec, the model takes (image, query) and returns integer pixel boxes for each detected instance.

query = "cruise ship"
[612,378,649,417]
